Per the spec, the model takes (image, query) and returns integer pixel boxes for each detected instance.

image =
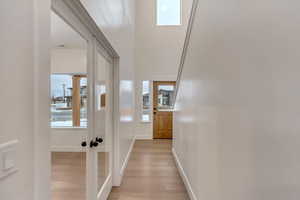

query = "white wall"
[51,48,87,74]
[134,0,192,139]
[51,128,87,151]
[135,0,192,80]
[174,1,300,200]
[80,0,136,185]
[0,0,50,200]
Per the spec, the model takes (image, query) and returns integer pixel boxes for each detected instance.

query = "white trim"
[51,146,105,152]
[51,146,84,152]
[0,168,18,180]
[0,140,19,180]
[119,136,136,181]
[112,58,120,186]
[51,127,88,131]
[33,0,51,199]
[174,0,199,102]
[135,135,153,140]
[172,148,197,200]
[97,174,112,200]
[0,140,19,151]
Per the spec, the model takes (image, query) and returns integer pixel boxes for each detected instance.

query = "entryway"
[50,1,118,200]
[153,81,176,139]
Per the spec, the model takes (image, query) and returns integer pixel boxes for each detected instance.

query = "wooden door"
[153,81,176,139]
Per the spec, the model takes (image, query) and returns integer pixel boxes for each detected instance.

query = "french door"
[93,46,114,199]
[51,1,115,200]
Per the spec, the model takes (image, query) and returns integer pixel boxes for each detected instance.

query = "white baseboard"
[97,174,112,200]
[135,135,153,140]
[172,148,197,200]
[119,136,136,182]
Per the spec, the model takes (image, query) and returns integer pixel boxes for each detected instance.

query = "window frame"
[156,0,182,26]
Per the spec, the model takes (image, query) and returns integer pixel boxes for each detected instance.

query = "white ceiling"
[51,11,87,49]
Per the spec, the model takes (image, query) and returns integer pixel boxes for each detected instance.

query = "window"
[141,81,151,122]
[157,85,174,110]
[51,74,87,128]
[157,0,181,26]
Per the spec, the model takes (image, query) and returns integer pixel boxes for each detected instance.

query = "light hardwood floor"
[51,152,86,200]
[108,140,190,200]
[51,152,108,200]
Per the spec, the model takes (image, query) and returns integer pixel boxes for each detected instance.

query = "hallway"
[108,140,189,200]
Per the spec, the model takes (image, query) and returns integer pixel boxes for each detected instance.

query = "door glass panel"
[95,51,112,191]
[51,75,87,127]
[80,77,88,127]
[51,74,73,127]
[157,85,175,111]
[51,10,88,200]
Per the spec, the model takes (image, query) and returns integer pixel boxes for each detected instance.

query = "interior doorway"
[50,1,117,199]
[50,10,88,200]
[153,81,176,139]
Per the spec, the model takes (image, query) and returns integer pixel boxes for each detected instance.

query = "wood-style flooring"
[108,140,190,200]
[51,152,108,200]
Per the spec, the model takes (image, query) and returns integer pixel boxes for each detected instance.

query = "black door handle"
[96,137,103,143]
[81,141,87,147]
[90,140,99,148]
[86,137,104,148]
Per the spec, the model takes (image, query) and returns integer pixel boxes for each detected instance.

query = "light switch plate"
[3,149,16,171]
[0,140,19,179]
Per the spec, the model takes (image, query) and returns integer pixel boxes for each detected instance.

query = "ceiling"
[51,11,87,49]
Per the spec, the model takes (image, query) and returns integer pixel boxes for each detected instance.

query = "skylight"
[157,0,181,26]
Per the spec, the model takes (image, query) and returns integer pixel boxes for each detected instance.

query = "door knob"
[90,140,99,148]
[81,141,87,147]
[96,137,103,143]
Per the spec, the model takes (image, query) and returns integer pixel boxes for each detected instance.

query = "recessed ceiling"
[51,11,87,49]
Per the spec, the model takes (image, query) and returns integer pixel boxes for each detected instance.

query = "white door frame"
[49,1,120,200]
[94,42,114,199]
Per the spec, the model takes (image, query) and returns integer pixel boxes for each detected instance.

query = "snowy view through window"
[51,74,87,127]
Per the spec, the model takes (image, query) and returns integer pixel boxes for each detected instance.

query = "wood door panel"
[155,112,173,139]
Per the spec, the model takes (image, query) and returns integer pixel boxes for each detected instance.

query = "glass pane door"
[50,10,89,200]
[94,50,113,194]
